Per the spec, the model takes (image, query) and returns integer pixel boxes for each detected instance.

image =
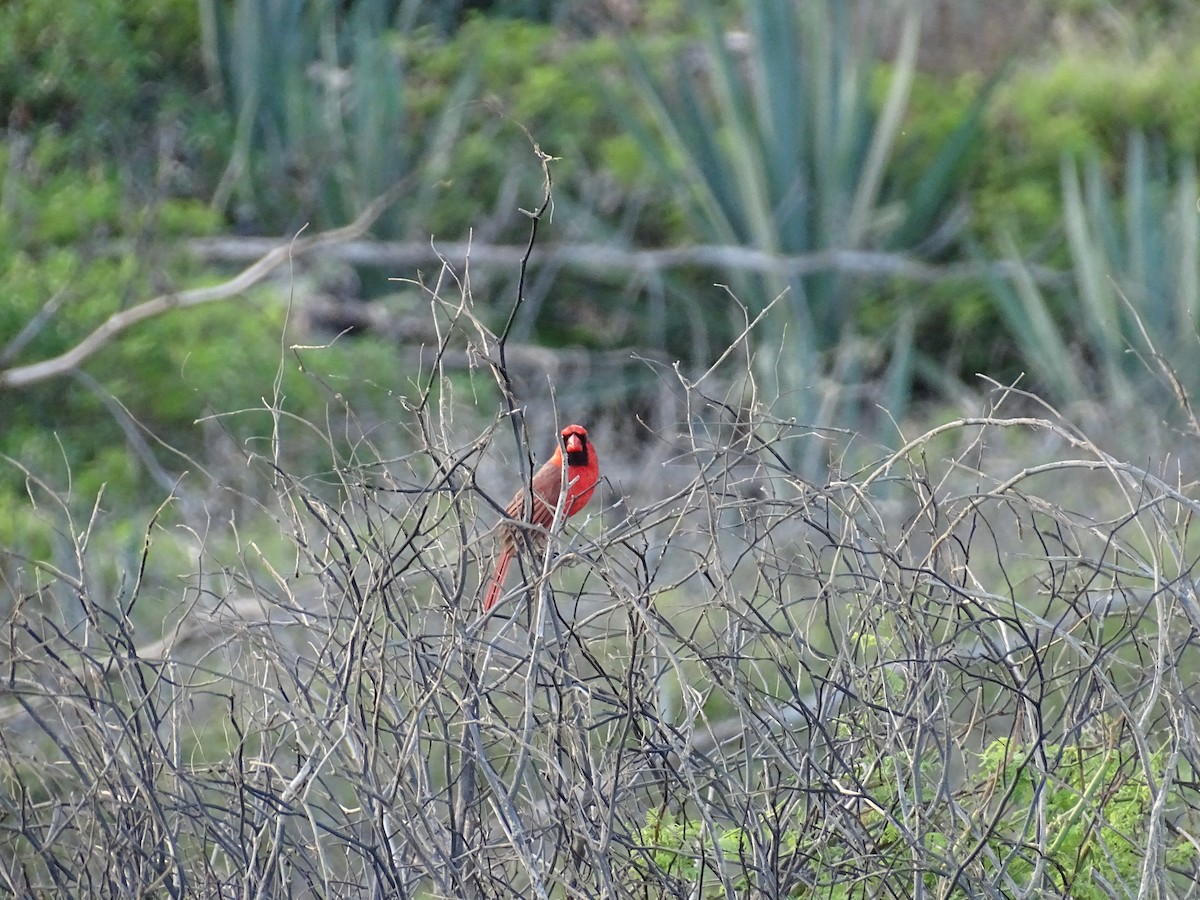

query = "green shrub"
[0,0,201,140]
[633,736,1178,898]
[209,4,656,243]
[976,43,1200,244]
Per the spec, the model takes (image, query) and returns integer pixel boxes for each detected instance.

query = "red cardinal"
[483,424,600,612]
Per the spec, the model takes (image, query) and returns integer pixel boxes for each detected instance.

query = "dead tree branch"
[0,189,399,390]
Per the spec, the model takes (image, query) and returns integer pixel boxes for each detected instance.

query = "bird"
[483,424,600,612]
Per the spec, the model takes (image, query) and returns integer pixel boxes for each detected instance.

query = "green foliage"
[0,243,409,507]
[634,735,1175,898]
[397,17,647,238]
[0,249,141,363]
[977,42,1200,244]
[0,131,223,251]
[875,27,1200,406]
[635,809,766,896]
[0,0,201,140]
[977,738,1166,899]
[0,476,57,563]
[0,109,315,511]
[986,133,1200,414]
[209,0,472,232]
[145,199,225,238]
[617,0,990,473]
[210,3,657,244]
[0,138,122,247]
[101,291,293,426]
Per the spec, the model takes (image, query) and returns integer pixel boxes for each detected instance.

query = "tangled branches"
[1,339,1198,898]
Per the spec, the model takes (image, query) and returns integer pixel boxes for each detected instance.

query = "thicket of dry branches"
[1,255,1199,897]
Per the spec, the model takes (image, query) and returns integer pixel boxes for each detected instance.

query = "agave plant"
[990,132,1200,426]
[207,0,476,233]
[618,0,989,473]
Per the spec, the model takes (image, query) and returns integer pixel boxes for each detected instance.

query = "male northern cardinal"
[483,424,600,612]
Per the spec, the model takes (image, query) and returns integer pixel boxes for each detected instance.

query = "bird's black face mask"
[564,431,589,468]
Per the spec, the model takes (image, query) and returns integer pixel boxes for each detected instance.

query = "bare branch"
[166,236,1073,287]
[0,189,399,390]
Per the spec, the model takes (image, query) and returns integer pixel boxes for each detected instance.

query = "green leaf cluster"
[633,736,1180,898]
[977,43,1200,243]
[1,132,224,254]
[635,808,778,896]
[976,737,1165,899]
[0,0,201,148]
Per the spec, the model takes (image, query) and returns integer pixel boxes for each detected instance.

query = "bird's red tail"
[483,547,514,612]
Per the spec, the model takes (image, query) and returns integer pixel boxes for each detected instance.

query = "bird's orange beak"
[565,433,584,454]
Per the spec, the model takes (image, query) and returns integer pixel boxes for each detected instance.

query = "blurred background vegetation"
[3,0,1200,507]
